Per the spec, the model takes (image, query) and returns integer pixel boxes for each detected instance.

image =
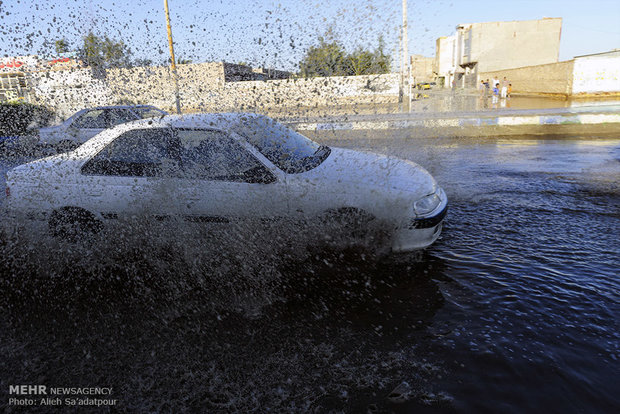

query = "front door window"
[177,129,275,183]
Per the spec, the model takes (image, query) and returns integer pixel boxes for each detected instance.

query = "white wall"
[438,36,456,75]
[572,55,620,94]
[435,36,456,87]
[31,69,116,119]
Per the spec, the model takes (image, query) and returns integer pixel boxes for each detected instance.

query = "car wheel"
[48,207,103,242]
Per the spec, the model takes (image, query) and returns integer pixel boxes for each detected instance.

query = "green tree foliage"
[79,32,132,69]
[372,35,391,73]
[299,37,347,77]
[346,48,375,76]
[299,35,391,77]
[54,39,70,55]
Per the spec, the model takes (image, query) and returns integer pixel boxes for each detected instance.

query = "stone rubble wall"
[27,61,400,118]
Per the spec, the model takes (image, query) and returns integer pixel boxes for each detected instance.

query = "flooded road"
[1,133,618,413]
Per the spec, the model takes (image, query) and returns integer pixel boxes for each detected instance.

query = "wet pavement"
[268,89,620,120]
[0,132,618,412]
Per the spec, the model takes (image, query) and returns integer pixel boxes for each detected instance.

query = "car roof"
[124,112,270,130]
[72,113,275,157]
[87,105,160,110]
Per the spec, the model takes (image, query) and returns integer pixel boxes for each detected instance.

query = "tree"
[371,35,391,74]
[299,37,347,77]
[79,32,132,69]
[299,34,391,77]
[55,39,70,55]
[346,48,375,76]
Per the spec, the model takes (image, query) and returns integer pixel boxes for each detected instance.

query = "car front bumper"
[391,202,448,252]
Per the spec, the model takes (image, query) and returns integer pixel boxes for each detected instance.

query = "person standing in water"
[501,76,509,99]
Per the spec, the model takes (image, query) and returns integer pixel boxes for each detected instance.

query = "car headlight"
[414,192,441,216]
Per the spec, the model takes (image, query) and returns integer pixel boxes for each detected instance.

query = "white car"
[5,113,447,252]
[38,105,167,146]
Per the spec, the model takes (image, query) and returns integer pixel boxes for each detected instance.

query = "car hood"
[298,147,437,195]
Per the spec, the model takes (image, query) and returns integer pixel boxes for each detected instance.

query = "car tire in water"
[48,207,103,242]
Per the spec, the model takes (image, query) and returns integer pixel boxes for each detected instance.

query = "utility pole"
[399,0,408,105]
[164,0,182,114]
[408,55,413,111]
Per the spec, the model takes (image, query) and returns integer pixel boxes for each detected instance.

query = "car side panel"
[74,173,185,218]
[177,178,289,220]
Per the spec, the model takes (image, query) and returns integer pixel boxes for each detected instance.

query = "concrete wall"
[572,54,620,95]
[480,53,620,97]
[480,60,574,97]
[411,55,434,83]
[465,18,562,72]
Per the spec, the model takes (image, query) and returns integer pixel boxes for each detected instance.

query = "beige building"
[410,54,434,84]
[436,17,562,88]
[435,36,456,87]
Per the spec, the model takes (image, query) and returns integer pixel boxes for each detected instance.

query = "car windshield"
[233,115,330,174]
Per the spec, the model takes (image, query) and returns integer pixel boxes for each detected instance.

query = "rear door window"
[81,128,181,177]
[107,109,139,127]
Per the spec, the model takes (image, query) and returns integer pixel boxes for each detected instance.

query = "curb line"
[289,113,620,131]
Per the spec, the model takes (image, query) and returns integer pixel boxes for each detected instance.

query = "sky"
[0,0,618,71]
